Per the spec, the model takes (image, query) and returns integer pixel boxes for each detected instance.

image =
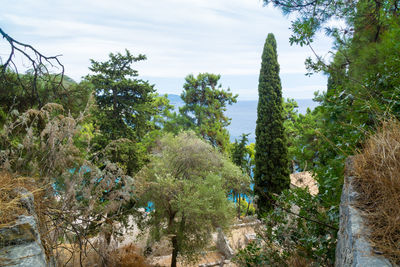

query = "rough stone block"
[0,187,47,267]
[335,158,392,266]
[216,228,234,260]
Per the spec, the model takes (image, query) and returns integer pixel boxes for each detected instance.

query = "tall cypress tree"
[254,33,290,215]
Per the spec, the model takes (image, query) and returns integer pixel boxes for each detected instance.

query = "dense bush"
[234,187,336,266]
[0,104,135,265]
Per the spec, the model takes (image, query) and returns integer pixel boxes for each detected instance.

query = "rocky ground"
[115,217,259,267]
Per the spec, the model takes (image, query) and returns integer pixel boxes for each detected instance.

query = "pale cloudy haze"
[1,0,333,99]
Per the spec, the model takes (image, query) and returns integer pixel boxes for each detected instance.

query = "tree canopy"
[254,33,290,214]
[86,49,156,142]
[135,132,242,266]
[180,73,238,151]
[236,1,400,265]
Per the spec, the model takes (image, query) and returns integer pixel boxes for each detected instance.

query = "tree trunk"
[238,194,241,219]
[170,212,185,267]
[167,210,178,267]
[171,236,178,267]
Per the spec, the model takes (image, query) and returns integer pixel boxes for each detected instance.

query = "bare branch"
[0,27,65,107]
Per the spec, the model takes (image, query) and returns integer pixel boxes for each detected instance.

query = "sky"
[1,0,333,100]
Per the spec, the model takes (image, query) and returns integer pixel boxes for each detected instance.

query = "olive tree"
[135,131,247,267]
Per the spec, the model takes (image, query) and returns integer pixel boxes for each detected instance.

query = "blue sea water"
[226,99,318,143]
[167,94,319,143]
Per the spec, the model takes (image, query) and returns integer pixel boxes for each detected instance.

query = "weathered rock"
[0,188,47,267]
[13,188,36,215]
[335,157,392,267]
[198,259,231,267]
[216,228,234,260]
[231,220,261,229]
[244,233,256,244]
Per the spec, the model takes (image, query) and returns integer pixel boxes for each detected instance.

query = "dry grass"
[0,171,59,264]
[0,171,40,226]
[55,243,102,267]
[112,244,151,267]
[56,243,151,267]
[354,119,400,264]
[287,253,310,267]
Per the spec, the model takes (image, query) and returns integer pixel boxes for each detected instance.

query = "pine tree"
[87,49,155,142]
[180,73,237,151]
[254,33,290,215]
[86,50,156,175]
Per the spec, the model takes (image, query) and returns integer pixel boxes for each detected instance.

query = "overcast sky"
[1,0,333,100]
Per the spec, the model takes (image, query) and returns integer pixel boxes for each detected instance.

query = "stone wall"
[0,189,47,267]
[216,227,234,260]
[335,158,392,266]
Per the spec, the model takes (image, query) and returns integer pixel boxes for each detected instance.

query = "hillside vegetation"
[1,0,400,266]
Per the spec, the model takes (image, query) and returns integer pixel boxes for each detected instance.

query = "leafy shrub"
[238,197,255,217]
[135,131,236,265]
[234,187,337,266]
[234,241,281,266]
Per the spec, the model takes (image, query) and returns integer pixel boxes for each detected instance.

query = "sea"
[167,94,318,143]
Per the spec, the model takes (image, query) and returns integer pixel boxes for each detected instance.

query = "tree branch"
[0,28,65,107]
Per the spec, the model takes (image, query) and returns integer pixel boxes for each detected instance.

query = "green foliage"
[251,1,400,265]
[264,0,358,47]
[283,98,300,172]
[231,133,252,176]
[151,94,175,130]
[282,98,324,173]
[180,73,238,151]
[235,188,337,266]
[221,157,251,219]
[135,132,236,265]
[86,49,156,142]
[255,33,290,214]
[230,134,254,218]
[0,108,6,128]
[221,158,251,195]
[0,71,91,116]
[238,197,255,217]
[246,142,255,168]
[58,81,93,117]
[85,50,164,175]
[234,241,277,267]
[304,5,400,210]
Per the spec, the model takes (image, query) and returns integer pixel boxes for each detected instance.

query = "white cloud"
[283,85,325,99]
[1,0,331,98]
